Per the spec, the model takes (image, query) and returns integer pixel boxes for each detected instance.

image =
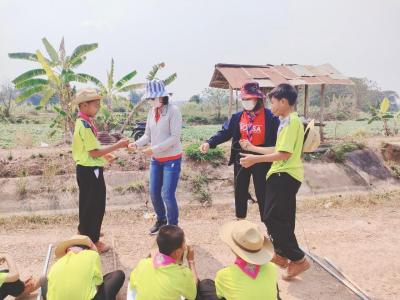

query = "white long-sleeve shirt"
[135,104,183,159]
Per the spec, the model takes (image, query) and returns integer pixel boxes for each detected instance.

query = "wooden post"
[235,90,239,112]
[304,84,309,118]
[294,86,299,111]
[228,85,233,117]
[320,84,325,141]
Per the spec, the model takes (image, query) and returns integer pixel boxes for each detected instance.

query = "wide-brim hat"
[55,235,94,258]
[72,88,103,105]
[144,79,169,99]
[240,82,265,100]
[219,220,274,265]
[303,119,321,153]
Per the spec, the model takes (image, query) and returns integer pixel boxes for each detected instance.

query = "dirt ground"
[1,190,399,300]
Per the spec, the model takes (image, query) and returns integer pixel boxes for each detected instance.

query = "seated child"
[41,235,125,300]
[198,220,279,300]
[0,253,40,299]
[129,225,198,300]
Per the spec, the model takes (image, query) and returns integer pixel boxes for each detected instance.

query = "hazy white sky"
[1,0,399,100]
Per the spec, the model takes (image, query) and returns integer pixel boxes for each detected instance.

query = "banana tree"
[119,62,177,133]
[9,37,102,136]
[359,97,399,136]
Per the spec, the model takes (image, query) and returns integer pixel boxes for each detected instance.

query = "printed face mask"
[242,100,257,111]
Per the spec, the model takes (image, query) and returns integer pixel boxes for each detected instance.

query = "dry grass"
[15,177,28,199]
[14,130,34,148]
[299,189,400,211]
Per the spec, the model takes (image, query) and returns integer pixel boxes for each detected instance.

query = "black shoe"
[149,220,167,235]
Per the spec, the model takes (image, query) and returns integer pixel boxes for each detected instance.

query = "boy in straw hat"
[197,220,278,300]
[129,225,199,300]
[39,235,125,300]
[72,88,129,253]
[239,83,310,280]
[0,253,41,299]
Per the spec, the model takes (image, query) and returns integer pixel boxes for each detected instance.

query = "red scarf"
[235,257,261,279]
[78,111,98,137]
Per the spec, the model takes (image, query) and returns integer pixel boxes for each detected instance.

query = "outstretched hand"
[239,139,253,151]
[239,153,257,168]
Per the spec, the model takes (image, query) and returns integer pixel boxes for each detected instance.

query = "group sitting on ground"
[2,220,283,300]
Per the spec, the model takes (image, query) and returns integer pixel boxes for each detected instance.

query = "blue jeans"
[149,157,182,225]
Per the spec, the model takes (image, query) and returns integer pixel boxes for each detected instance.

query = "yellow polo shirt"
[130,258,197,300]
[215,263,278,300]
[47,250,103,300]
[267,112,304,182]
[72,119,106,167]
[0,272,7,287]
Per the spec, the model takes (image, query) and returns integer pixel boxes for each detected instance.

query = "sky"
[0,0,399,100]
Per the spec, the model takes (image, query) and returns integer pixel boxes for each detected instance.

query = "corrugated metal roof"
[210,63,354,89]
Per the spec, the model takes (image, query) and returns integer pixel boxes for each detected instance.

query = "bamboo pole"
[235,90,239,112]
[301,248,371,300]
[228,85,233,117]
[37,244,53,300]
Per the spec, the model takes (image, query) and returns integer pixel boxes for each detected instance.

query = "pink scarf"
[235,257,261,279]
[153,252,176,269]
[78,111,98,137]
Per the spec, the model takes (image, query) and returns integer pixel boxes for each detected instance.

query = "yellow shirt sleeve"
[179,267,197,300]
[0,272,7,287]
[215,269,226,299]
[276,120,298,154]
[93,253,103,286]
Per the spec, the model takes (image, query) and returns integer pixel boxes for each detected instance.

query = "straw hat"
[72,88,103,105]
[219,220,274,265]
[303,119,321,153]
[54,235,94,258]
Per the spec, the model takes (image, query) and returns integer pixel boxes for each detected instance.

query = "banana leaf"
[15,78,48,89]
[36,50,60,86]
[12,69,46,84]
[115,70,137,89]
[15,85,45,103]
[163,73,177,86]
[69,43,98,65]
[42,38,60,64]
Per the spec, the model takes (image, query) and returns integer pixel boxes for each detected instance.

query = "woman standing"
[200,82,280,220]
[129,79,183,234]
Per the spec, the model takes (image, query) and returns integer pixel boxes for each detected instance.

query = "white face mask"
[242,100,257,111]
[151,100,163,109]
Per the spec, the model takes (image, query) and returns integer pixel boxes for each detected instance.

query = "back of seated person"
[130,225,198,300]
[198,220,279,300]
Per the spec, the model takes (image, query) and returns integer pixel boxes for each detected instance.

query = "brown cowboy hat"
[219,220,274,265]
[54,235,95,258]
[72,88,103,106]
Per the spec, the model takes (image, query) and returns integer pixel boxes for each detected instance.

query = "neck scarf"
[235,256,261,279]
[78,111,98,136]
[153,252,176,269]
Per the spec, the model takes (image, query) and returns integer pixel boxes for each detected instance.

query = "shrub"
[184,143,225,164]
[329,142,365,163]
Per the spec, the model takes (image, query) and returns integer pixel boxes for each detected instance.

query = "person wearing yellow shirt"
[240,83,310,280]
[0,253,41,299]
[40,235,125,300]
[72,88,129,253]
[196,220,279,300]
[129,225,198,300]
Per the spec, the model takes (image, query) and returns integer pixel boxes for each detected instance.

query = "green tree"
[9,37,102,136]
[201,88,229,120]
